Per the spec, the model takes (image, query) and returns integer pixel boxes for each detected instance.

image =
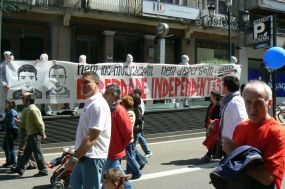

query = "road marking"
[149,137,204,145]
[131,162,218,182]
[0,137,205,161]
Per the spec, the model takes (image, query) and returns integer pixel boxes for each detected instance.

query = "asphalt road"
[0,130,219,189]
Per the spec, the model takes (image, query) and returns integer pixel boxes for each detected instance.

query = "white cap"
[79,55,87,64]
[230,56,238,64]
[40,53,48,61]
[3,51,12,59]
[126,54,133,63]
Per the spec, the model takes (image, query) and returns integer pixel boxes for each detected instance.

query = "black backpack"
[134,105,144,132]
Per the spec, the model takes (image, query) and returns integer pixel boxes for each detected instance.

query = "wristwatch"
[70,155,79,163]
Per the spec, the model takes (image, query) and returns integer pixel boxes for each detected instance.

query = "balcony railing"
[8,0,201,19]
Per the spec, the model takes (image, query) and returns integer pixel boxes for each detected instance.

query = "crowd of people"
[1,51,285,189]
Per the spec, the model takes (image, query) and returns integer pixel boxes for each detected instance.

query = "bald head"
[243,80,272,101]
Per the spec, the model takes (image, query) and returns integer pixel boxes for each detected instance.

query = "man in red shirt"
[223,80,285,189]
[102,84,133,189]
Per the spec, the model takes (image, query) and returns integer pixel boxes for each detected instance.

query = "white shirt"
[221,95,248,139]
[75,93,111,159]
[140,98,145,115]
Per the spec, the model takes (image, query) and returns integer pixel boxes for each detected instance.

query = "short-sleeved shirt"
[222,95,248,139]
[75,93,111,159]
[233,117,285,189]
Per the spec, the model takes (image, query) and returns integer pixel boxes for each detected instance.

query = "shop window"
[114,34,144,62]
[195,40,230,63]
[207,0,227,15]
[20,37,44,60]
[75,35,100,64]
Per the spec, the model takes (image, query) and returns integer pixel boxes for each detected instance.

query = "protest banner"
[5,61,241,104]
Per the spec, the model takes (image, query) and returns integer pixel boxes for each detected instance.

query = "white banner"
[5,61,241,103]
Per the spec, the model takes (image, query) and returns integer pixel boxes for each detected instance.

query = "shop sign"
[253,15,273,49]
[142,0,199,20]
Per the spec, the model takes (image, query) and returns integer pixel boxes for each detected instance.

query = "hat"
[107,84,121,98]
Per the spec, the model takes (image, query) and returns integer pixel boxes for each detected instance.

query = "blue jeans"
[134,132,151,155]
[125,143,141,178]
[70,157,106,189]
[102,158,133,189]
[2,133,16,164]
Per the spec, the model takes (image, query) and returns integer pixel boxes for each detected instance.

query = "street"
[0,134,218,189]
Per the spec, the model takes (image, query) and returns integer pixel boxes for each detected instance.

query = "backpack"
[134,105,144,132]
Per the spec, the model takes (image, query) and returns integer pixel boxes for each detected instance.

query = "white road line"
[131,162,218,182]
[0,137,205,161]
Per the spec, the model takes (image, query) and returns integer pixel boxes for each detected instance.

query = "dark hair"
[129,93,141,107]
[17,64,37,80]
[5,99,16,109]
[25,93,36,104]
[121,95,134,110]
[82,71,100,82]
[49,64,67,77]
[223,76,240,92]
[210,91,221,102]
[133,88,142,96]
[106,84,121,99]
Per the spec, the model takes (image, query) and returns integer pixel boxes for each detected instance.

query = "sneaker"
[45,111,54,116]
[144,152,153,158]
[33,172,48,177]
[26,165,37,170]
[200,155,211,163]
[10,167,24,176]
[139,164,145,170]
[2,162,11,167]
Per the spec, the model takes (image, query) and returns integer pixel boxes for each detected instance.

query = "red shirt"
[233,117,285,189]
[108,104,132,160]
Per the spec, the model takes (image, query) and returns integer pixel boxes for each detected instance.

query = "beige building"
[2,0,285,85]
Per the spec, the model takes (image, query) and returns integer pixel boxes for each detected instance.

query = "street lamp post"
[226,0,232,63]
[208,0,249,63]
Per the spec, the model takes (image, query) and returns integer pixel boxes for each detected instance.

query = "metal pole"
[0,0,2,60]
[272,14,277,119]
[228,5,231,63]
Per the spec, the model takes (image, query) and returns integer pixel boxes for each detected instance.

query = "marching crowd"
[1,50,285,189]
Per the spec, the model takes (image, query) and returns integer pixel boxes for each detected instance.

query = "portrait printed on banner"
[13,64,43,99]
[46,64,70,99]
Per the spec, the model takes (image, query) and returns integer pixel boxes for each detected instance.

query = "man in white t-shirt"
[221,75,248,139]
[65,71,111,189]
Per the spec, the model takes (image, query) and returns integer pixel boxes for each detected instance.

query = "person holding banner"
[125,54,134,64]
[179,55,189,65]
[0,51,13,117]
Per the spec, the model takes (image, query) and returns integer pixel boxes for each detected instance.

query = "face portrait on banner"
[46,64,70,99]
[12,64,42,99]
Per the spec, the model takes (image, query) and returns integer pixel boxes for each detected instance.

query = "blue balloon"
[263,47,285,69]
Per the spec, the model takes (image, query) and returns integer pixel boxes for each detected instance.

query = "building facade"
[2,0,285,100]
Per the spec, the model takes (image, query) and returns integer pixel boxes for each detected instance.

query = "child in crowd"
[103,168,129,189]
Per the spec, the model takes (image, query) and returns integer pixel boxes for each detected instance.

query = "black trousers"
[17,134,47,174]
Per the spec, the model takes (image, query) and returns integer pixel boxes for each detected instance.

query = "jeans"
[134,132,151,155]
[2,133,16,164]
[70,157,106,189]
[102,159,133,189]
[125,143,141,178]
